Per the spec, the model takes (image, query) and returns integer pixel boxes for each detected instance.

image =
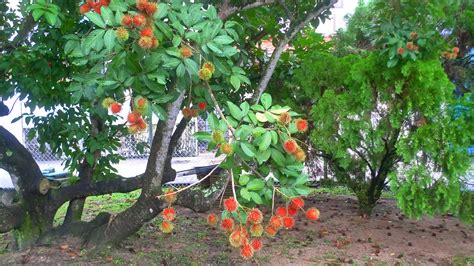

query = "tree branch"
[0,126,46,195]
[218,0,277,20]
[254,0,338,102]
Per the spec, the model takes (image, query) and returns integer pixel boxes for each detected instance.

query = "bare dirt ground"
[1,194,473,265]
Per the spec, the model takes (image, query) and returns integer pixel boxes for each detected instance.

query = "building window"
[334,0,343,8]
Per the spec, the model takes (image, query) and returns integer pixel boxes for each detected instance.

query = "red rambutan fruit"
[283,139,298,154]
[162,207,176,221]
[224,197,238,212]
[295,118,308,133]
[282,216,295,229]
[306,207,320,221]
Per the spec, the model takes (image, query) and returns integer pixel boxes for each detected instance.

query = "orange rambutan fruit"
[163,188,177,205]
[140,27,153,37]
[159,221,174,233]
[269,216,282,229]
[251,238,263,252]
[283,139,298,154]
[180,47,193,58]
[250,224,264,237]
[145,2,157,16]
[306,207,320,221]
[138,36,153,49]
[229,229,245,247]
[79,4,90,14]
[279,112,291,124]
[293,147,306,162]
[127,112,140,123]
[203,62,215,73]
[198,67,212,81]
[264,225,278,237]
[162,207,176,221]
[197,102,207,111]
[276,207,287,217]
[247,208,263,225]
[406,41,415,50]
[287,206,298,216]
[121,15,133,27]
[295,118,308,132]
[133,14,146,27]
[290,197,305,209]
[110,102,122,113]
[220,143,233,155]
[397,47,405,55]
[224,197,238,212]
[452,47,459,54]
[240,244,254,260]
[221,217,234,232]
[207,213,218,226]
[282,216,295,229]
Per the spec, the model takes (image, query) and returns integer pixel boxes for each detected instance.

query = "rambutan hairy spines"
[198,67,212,81]
[79,4,91,14]
[229,229,244,247]
[221,217,234,232]
[295,118,308,132]
[247,208,263,224]
[223,197,238,212]
[250,224,264,237]
[220,143,233,155]
[163,188,177,205]
[306,207,320,221]
[276,206,287,217]
[133,14,146,27]
[207,213,218,226]
[282,216,295,229]
[138,36,153,49]
[180,47,193,58]
[283,139,298,154]
[203,62,215,74]
[269,216,282,229]
[140,27,153,37]
[145,2,157,16]
[265,225,278,237]
[159,221,174,234]
[197,102,207,111]
[240,244,254,260]
[127,112,140,123]
[116,27,129,41]
[101,97,115,108]
[397,47,405,55]
[251,238,263,252]
[290,197,305,209]
[279,112,291,124]
[162,207,176,221]
[287,206,298,216]
[121,15,133,27]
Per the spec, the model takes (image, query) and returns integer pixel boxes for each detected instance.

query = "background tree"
[0,0,337,252]
[268,0,474,218]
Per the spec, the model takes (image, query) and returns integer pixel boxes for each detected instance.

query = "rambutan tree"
[273,0,474,219]
[0,0,337,256]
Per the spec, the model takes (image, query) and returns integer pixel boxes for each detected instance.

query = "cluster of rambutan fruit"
[206,196,319,260]
[182,101,207,119]
[158,188,179,234]
[442,47,460,60]
[102,96,149,134]
[280,112,308,162]
[79,0,110,15]
[114,0,159,49]
[396,31,420,55]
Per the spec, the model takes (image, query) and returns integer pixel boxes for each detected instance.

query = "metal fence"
[24,118,208,161]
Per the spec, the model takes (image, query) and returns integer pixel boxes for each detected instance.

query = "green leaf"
[183,59,199,75]
[176,63,185,77]
[213,35,234,45]
[239,175,250,186]
[240,142,257,157]
[86,12,106,28]
[247,179,265,191]
[259,131,272,151]
[44,12,57,26]
[208,113,219,129]
[387,58,398,68]
[250,192,263,204]
[295,186,312,195]
[151,104,167,120]
[240,188,251,201]
[227,101,243,120]
[193,132,212,141]
[104,29,116,52]
[230,75,240,90]
[261,93,272,109]
[101,6,115,26]
[32,9,45,21]
[271,148,286,167]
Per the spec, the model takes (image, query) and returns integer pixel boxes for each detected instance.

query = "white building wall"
[316,0,359,36]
